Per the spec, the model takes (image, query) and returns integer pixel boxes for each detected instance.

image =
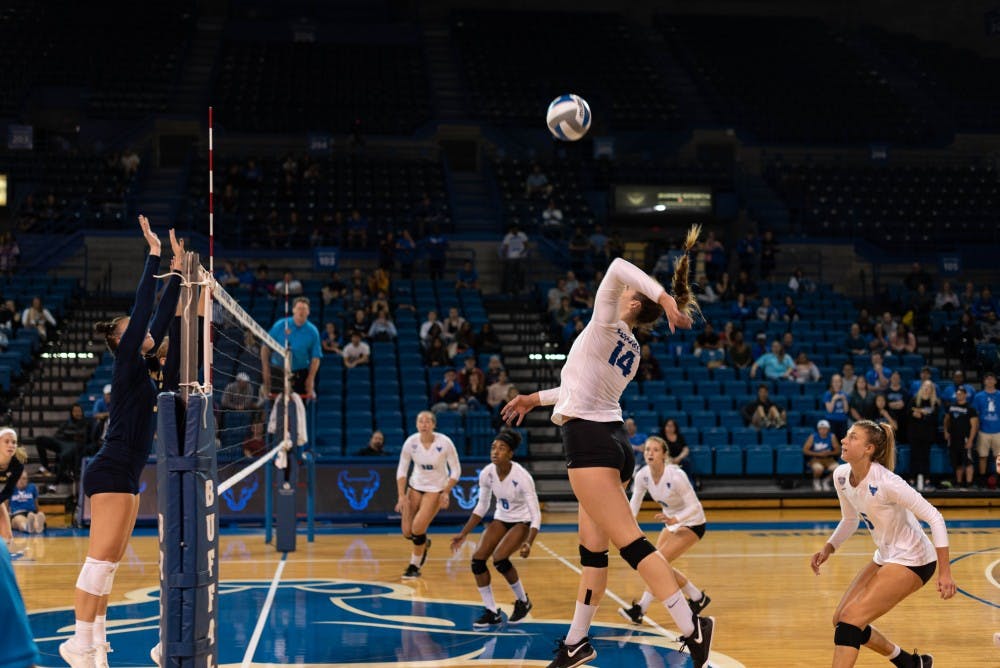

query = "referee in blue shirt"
[261,296,322,398]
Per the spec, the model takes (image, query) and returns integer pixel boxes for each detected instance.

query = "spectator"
[756,296,778,322]
[637,343,662,381]
[885,372,910,440]
[34,404,91,486]
[908,366,940,398]
[540,199,564,239]
[221,372,257,411]
[321,270,348,305]
[725,330,753,370]
[714,272,732,302]
[736,231,758,275]
[369,291,390,317]
[947,311,982,367]
[972,372,999,487]
[694,323,724,369]
[395,229,417,279]
[430,368,465,413]
[849,375,875,423]
[346,209,368,249]
[792,352,821,383]
[864,352,892,391]
[21,296,56,342]
[742,384,787,429]
[624,418,648,466]
[841,362,858,394]
[607,229,625,262]
[759,230,778,280]
[856,308,875,335]
[500,225,529,296]
[487,370,514,410]
[412,193,441,239]
[878,311,899,340]
[867,322,889,356]
[458,355,485,390]
[563,270,580,294]
[442,307,466,340]
[730,293,753,322]
[907,284,933,332]
[425,225,448,280]
[484,355,505,385]
[463,369,488,409]
[215,261,240,288]
[524,164,553,198]
[567,227,590,277]
[822,375,850,437]
[589,224,609,270]
[844,323,869,359]
[321,322,342,356]
[941,370,976,405]
[456,260,479,290]
[342,331,371,369]
[367,310,398,342]
[367,267,391,297]
[981,311,1000,343]
[273,271,303,296]
[959,281,977,309]
[750,332,769,360]
[261,297,322,397]
[8,471,44,534]
[91,383,112,424]
[701,231,726,283]
[751,341,795,381]
[547,278,569,313]
[943,386,978,489]
[694,273,719,304]
[419,310,441,348]
[120,148,140,176]
[569,281,593,310]
[802,420,841,491]
[424,336,450,368]
[356,430,388,456]
[662,418,697,488]
[475,323,502,355]
[780,295,801,322]
[452,321,477,359]
[787,267,815,295]
[347,308,370,337]
[733,270,757,298]
[252,265,273,297]
[871,393,898,432]
[902,262,933,292]
[907,380,942,490]
[934,280,960,311]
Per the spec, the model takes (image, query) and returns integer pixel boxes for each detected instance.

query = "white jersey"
[828,462,947,567]
[629,464,706,531]
[396,432,461,493]
[543,258,666,425]
[472,462,541,530]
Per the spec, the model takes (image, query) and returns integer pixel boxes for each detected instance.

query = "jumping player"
[59,216,183,668]
[450,429,540,627]
[396,410,461,579]
[502,229,714,668]
[619,435,709,625]
[811,420,956,668]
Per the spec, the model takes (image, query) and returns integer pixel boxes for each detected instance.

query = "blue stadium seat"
[685,367,710,382]
[775,445,804,476]
[669,381,694,397]
[718,410,744,429]
[649,397,679,418]
[465,411,492,436]
[790,427,814,446]
[894,445,911,476]
[707,396,734,413]
[929,446,952,476]
[776,380,801,397]
[345,412,373,431]
[435,411,463,434]
[730,427,759,448]
[701,427,729,447]
[714,446,743,475]
[711,367,740,382]
[642,380,667,397]
[745,446,774,475]
[680,397,707,413]
[790,396,818,413]
[689,411,717,429]
[689,445,713,476]
[695,380,721,397]
[761,430,789,447]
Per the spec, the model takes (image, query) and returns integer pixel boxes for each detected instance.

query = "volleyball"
[546,94,592,141]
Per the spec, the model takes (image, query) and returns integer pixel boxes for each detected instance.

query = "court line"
[241,551,287,668]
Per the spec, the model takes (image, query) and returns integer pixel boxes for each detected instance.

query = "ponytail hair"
[854,419,896,471]
[671,224,702,320]
[94,316,127,353]
[14,446,26,465]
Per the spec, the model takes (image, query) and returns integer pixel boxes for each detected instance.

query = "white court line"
[241,552,288,668]
[986,558,1000,589]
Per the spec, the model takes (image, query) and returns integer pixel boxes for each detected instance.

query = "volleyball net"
[154,249,311,667]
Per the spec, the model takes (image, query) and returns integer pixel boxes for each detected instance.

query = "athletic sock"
[477,585,497,613]
[409,553,421,567]
[565,601,598,645]
[890,647,916,668]
[638,590,656,612]
[94,615,107,644]
[663,590,695,636]
[682,582,702,601]
[72,619,94,648]
[509,579,527,602]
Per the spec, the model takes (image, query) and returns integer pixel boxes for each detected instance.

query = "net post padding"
[156,392,219,667]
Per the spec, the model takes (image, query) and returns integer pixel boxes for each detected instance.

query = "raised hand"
[501,394,538,426]
[169,229,185,271]
[139,215,161,255]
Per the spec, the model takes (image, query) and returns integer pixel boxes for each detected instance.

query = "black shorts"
[497,520,530,531]
[682,523,707,540]
[10,511,27,519]
[901,560,937,585]
[562,419,634,484]
[949,442,974,469]
[82,449,145,496]
[268,367,309,396]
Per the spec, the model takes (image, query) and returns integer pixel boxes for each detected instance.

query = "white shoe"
[59,639,97,668]
[94,642,112,668]
[812,479,822,491]
[821,478,832,491]
[150,642,161,666]
[29,513,44,534]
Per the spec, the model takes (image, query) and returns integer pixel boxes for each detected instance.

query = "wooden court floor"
[12,508,1000,667]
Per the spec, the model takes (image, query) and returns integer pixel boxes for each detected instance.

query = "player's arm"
[452,471,491,551]
[628,474,647,518]
[395,443,412,511]
[669,474,704,526]
[521,473,542,557]
[811,474,858,573]
[886,476,956,598]
[593,258,667,325]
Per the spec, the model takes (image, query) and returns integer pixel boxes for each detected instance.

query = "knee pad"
[412,533,427,546]
[833,622,865,649]
[102,561,119,596]
[76,557,117,597]
[471,558,488,575]
[860,625,872,644]
[620,537,657,570]
[493,558,513,574]
[578,545,609,569]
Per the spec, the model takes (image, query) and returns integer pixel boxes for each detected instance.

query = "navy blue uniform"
[0,455,24,504]
[0,540,38,667]
[83,254,180,496]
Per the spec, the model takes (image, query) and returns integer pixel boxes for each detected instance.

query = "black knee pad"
[579,545,609,568]
[493,558,513,574]
[471,558,488,575]
[620,537,657,570]
[860,625,872,644]
[412,533,427,546]
[834,622,865,649]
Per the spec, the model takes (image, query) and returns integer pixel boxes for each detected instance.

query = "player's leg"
[470,520,507,624]
[492,522,532,622]
[404,489,440,576]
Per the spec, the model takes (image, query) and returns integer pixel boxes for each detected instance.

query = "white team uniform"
[629,464,707,531]
[471,462,542,530]
[396,432,461,493]
[828,462,947,567]
[540,258,666,423]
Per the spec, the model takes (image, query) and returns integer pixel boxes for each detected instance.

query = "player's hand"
[519,542,532,558]
[438,492,450,510]
[663,300,693,333]
[168,229,185,271]
[139,215,161,255]
[501,394,538,426]
[937,572,957,599]
[810,545,833,575]
[450,534,465,553]
[394,496,408,513]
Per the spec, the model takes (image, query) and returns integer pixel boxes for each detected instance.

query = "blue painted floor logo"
[29,578,742,666]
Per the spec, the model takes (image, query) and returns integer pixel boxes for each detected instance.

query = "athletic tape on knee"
[860,625,872,644]
[493,558,513,574]
[101,561,120,596]
[578,545,609,569]
[76,557,116,597]
[412,533,427,546]
[620,536,657,570]
[833,622,865,649]
[471,558,488,575]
